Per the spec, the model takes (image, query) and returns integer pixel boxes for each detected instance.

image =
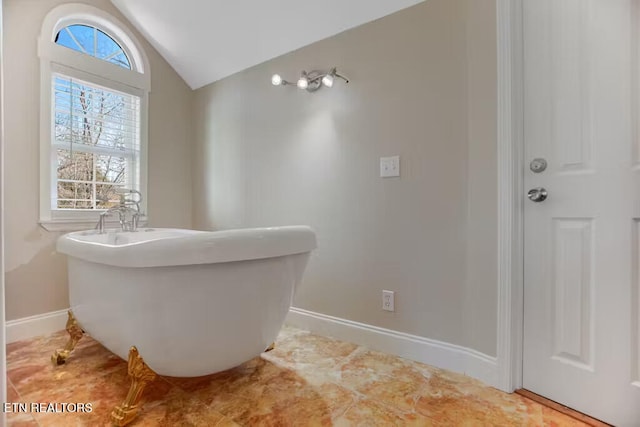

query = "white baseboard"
[286,307,501,389]
[6,306,501,388]
[6,309,69,343]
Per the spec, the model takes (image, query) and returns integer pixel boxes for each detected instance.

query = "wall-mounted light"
[297,71,309,89]
[271,67,349,93]
[321,74,334,88]
[271,74,283,86]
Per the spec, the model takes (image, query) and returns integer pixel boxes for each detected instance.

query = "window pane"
[67,25,94,54]
[55,25,131,70]
[55,80,133,151]
[57,200,74,209]
[109,52,131,69]
[96,184,121,209]
[54,111,71,144]
[52,73,140,211]
[96,29,117,58]
[57,149,94,181]
[74,200,93,209]
[57,181,92,209]
[96,30,130,69]
[54,29,77,51]
[96,154,126,184]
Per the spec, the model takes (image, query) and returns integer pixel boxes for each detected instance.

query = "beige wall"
[193,0,498,355]
[464,0,498,355]
[3,0,193,321]
[3,0,498,355]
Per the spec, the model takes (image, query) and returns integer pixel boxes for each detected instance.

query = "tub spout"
[96,189,143,233]
[96,207,140,234]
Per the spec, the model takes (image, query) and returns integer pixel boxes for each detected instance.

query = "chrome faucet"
[96,189,143,234]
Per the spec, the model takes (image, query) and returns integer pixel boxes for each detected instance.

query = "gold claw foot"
[110,346,157,426]
[265,342,275,352]
[51,310,84,365]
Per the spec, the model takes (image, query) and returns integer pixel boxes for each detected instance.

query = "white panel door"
[523,0,640,425]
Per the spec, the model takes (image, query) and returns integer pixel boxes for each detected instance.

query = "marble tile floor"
[6,326,589,426]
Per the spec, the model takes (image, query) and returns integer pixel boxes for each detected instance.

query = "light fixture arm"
[325,67,349,84]
[334,72,349,84]
[271,67,350,92]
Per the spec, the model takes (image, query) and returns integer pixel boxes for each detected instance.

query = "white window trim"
[38,4,150,232]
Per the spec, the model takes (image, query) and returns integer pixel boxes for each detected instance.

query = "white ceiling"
[110,0,424,90]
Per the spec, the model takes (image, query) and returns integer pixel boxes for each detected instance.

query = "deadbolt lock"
[530,158,547,173]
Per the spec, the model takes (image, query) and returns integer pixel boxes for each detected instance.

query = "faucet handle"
[96,211,109,233]
[115,188,143,212]
[131,212,140,232]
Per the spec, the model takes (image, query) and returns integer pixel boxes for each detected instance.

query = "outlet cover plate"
[382,290,395,311]
[380,156,400,178]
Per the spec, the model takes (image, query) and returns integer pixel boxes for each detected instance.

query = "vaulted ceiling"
[110,0,424,89]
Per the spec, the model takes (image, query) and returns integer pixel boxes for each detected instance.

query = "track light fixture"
[271,67,349,92]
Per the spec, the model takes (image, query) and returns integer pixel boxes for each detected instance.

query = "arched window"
[55,24,131,69]
[38,4,150,230]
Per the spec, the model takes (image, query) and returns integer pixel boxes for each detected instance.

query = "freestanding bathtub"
[56,226,316,377]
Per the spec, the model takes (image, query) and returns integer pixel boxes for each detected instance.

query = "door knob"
[527,187,547,202]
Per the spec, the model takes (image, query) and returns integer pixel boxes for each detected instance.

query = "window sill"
[39,217,148,232]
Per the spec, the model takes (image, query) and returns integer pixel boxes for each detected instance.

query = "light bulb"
[271,74,282,86]
[297,77,308,89]
[322,74,334,87]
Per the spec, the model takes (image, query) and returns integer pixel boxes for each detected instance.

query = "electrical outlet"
[382,290,395,312]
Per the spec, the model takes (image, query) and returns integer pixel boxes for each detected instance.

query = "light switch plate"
[380,156,400,178]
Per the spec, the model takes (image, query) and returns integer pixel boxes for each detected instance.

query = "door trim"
[496,0,525,392]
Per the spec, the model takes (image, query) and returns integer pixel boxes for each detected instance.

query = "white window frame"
[38,3,150,231]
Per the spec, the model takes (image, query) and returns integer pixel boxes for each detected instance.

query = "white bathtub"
[57,226,316,377]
